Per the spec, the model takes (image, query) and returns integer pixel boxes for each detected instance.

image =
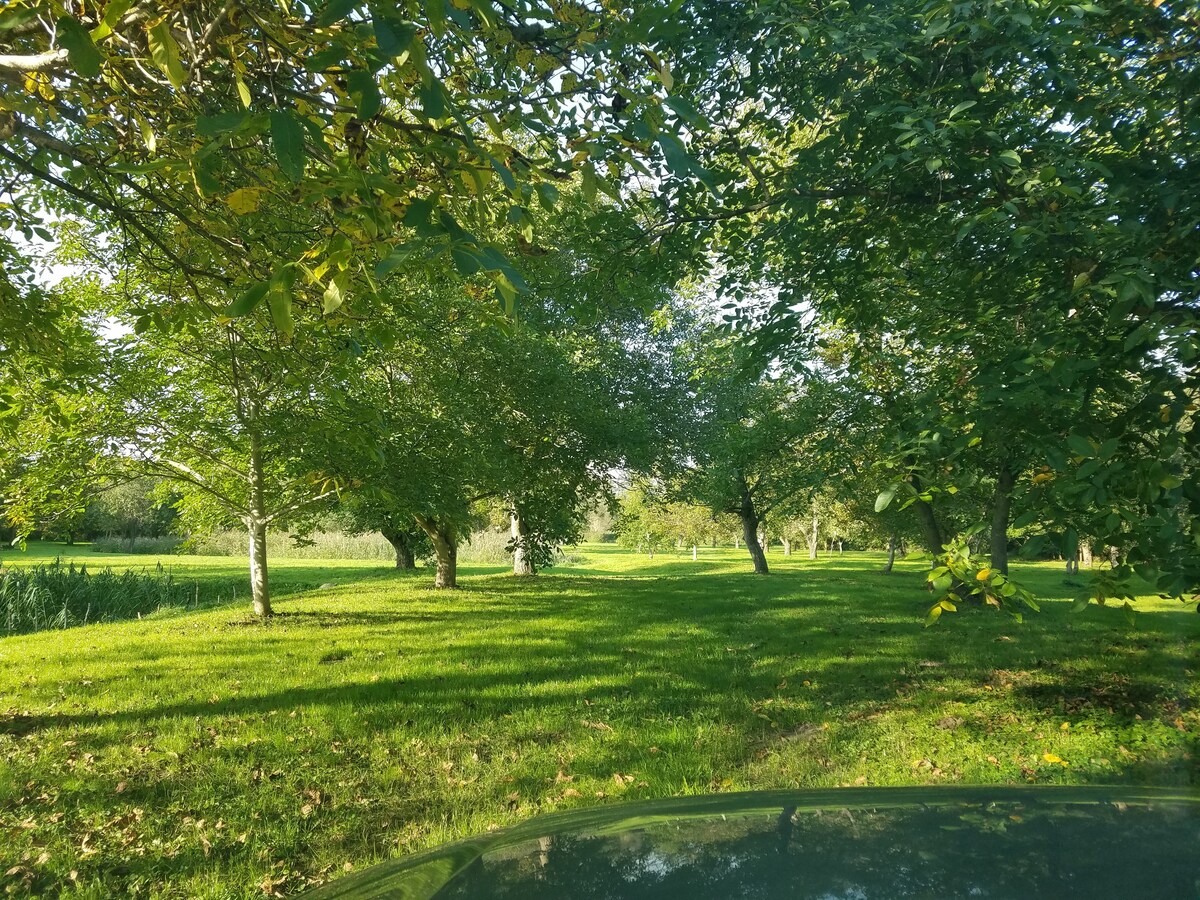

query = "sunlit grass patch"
[0,543,1195,898]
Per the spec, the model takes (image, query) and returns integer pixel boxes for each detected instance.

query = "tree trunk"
[248,518,271,617]
[837,540,843,555]
[882,533,897,573]
[782,537,791,556]
[247,421,271,617]
[415,517,457,588]
[908,465,946,558]
[912,498,945,558]
[990,464,1015,575]
[1080,541,1093,568]
[511,508,535,575]
[691,544,697,561]
[433,534,457,588]
[739,479,769,575]
[809,501,818,560]
[1109,545,1119,568]
[381,528,416,569]
[734,535,740,550]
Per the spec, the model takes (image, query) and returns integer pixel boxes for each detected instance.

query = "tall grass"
[184,529,399,560]
[92,535,184,555]
[183,528,521,564]
[0,560,215,636]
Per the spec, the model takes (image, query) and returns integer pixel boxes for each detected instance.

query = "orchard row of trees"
[2,0,1196,620]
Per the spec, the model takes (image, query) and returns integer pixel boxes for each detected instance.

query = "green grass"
[0,542,1196,898]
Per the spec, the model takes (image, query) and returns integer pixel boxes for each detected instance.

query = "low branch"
[262,487,341,526]
[0,49,68,72]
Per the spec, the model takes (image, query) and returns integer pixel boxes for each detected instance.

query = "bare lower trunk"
[381,528,416,569]
[434,537,457,588]
[691,545,697,561]
[247,421,271,618]
[782,537,791,556]
[990,464,1015,575]
[809,501,818,560]
[1109,545,1119,568]
[415,516,457,588]
[739,478,769,575]
[882,533,897,574]
[511,509,534,575]
[734,535,740,550]
[912,498,945,557]
[909,466,946,557]
[1080,541,1093,568]
[248,518,271,617]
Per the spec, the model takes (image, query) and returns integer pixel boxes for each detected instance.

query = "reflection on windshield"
[443,802,1195,899]
[305,788,1199,899]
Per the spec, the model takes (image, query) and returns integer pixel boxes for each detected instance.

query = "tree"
[1,0,700,338]
[667,0,1199,604]
[614,488,673,560]
[678,333,850,575]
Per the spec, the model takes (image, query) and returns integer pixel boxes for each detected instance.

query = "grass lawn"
[1,542,1196,898]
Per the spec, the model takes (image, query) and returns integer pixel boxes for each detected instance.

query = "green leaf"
[270,110,307,182]
[318,0,359,26]
[1066,434,1093,457]
[487,156,517,192]
[405,198,439,232]
[947,100,976,119]
[997,149,1021,167]
[874,483,899,513]
[419,75,445,119]
[224,283,269,317]
[56,17,104,77]
[426,0,447,37]
[146,20,185,88]
[494,275,518,316]
[190,155,221,196]
[376,242,418,276]
[0,7,40,31]
[346,70,381,119]
[451,245,482,276]
[658,133,692,179]
[323,273,349,314]
[268,271,296,338]
[90,0,132,40]
[373,17,416,56]
[535,182,560,211]
[196,111,248,137]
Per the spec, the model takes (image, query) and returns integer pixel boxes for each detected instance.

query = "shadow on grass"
[10,571,1196,771]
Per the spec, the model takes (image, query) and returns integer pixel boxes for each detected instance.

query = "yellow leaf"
[976,568,991,581]
[236,76,251,108]
[225,188,263,215]
[1042,752,1067,765]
